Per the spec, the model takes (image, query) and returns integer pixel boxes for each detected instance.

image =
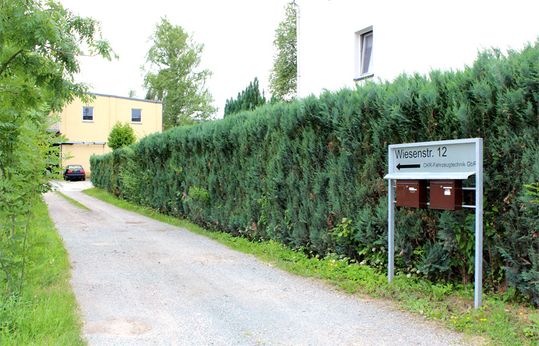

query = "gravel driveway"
[45,182,471,345]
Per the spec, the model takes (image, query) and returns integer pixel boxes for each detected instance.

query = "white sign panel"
[388,140,476,175]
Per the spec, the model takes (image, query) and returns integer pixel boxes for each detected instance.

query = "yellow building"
[55,93,162,175]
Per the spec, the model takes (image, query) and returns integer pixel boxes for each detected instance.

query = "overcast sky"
[60,0,290,118]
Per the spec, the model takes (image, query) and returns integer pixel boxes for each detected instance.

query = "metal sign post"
[384,138,483,308]
[474,140,484,308]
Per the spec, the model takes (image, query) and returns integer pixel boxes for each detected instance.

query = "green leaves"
[107,122,136,150]
[224,78,266,117]
[524,183,539,204]
[1,0,112,299]
[143,18,215,129]
[269,2,297,102]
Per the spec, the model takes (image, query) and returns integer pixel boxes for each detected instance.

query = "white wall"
[297,0,539,98]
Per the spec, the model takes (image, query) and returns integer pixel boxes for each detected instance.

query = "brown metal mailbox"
[429,180,462,210]
[396,180,427,208]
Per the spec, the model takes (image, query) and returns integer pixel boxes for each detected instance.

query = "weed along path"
[45,182,470,346]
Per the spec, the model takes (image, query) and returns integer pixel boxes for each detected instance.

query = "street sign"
[389,140,476,174]
[384,138,484,309]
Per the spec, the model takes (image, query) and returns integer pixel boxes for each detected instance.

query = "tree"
[0,0,112,296]
[224,78,266,117]
[108,122,136,150]
[269,2,297,102]
[143,18,215,129]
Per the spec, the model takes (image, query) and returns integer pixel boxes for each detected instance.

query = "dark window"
[131,108,142,122]
[355,26,374,81]
[82,106,93,121]
[360,30,373,75]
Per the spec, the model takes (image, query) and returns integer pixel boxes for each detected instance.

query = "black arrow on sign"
[397,163,420,170]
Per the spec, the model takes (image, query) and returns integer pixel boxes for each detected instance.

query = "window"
[82,106,93,121]
[355,26,373,80]
[131,108,142,123]
[360,31,373,74]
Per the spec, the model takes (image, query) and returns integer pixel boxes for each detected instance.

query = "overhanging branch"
[0,49,24,76]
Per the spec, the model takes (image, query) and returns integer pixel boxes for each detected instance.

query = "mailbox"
[396,180,427,208]
[429,180,462,210]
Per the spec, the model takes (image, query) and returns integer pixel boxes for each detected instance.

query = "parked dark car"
[63,164,86,181]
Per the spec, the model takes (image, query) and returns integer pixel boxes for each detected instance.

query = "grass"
[84,187,538,346]
[55,191,91,211]
[0,198,84,345]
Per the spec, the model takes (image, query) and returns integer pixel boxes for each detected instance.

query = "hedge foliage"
[91,44,539,304]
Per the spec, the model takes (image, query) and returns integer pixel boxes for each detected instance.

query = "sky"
[60,0,290,118]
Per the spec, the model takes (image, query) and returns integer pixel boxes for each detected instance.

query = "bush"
[107,122,136,150]
[224,77,266,117]
[91,43,539,304]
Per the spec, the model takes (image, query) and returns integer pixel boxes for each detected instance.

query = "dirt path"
[45,182,470,345]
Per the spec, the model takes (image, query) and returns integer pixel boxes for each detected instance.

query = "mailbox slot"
[396,180,427,208]
[429,180,462,210]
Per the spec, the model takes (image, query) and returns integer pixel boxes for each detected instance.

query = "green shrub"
[92,43,539,305]
[107,122,136,150]
[224,77,266,117]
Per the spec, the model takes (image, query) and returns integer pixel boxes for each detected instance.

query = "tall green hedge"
[91,44,539,304]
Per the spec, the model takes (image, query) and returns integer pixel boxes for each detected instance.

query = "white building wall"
[297,0,539,98]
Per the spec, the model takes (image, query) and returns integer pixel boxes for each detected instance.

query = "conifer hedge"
[91,44,539,304]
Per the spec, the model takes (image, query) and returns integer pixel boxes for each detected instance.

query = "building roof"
[56,141,107,145]
[88,92,162,104]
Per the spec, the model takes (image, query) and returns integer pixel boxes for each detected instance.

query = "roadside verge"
[0,197,84,345]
